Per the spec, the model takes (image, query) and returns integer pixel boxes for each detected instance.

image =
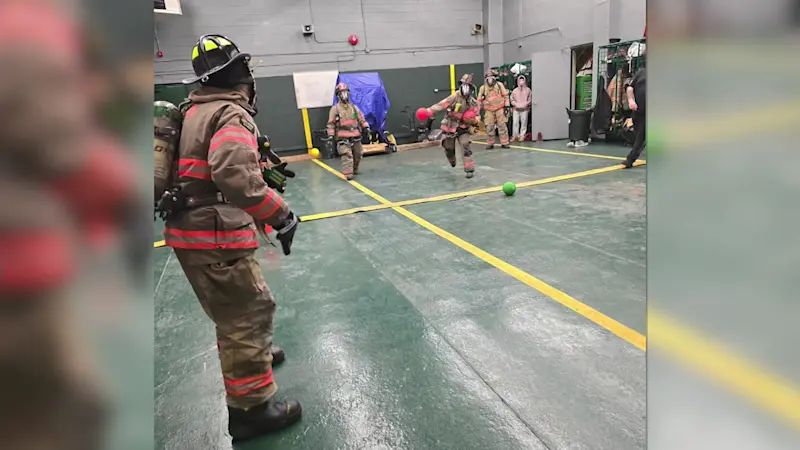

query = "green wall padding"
[305,65,454,147]
[253,76,307,154]
[154,84,192,107]
[155,62,482,154]
[455,63,485,83]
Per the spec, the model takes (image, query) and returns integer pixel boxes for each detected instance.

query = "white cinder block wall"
[154,0,645,85]
[154,0,486,84]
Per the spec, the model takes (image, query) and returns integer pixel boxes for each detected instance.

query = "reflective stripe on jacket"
[327,103,369,138]
[429,93,479,134]
[164,87,289,260]
[478,83,509,111]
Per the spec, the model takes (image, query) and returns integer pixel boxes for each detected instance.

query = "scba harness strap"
[155,188,229,221]
[186,192,228,208]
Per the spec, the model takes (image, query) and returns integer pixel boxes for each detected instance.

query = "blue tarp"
[333,72,390,135]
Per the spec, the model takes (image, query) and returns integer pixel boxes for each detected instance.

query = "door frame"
[570,43,594,110]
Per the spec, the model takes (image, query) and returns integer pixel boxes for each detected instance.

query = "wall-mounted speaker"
[154,0,182,15]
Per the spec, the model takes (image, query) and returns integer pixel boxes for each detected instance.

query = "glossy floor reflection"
[155,140,646,450]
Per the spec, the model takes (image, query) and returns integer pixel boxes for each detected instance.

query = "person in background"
[510,75,532,142]
[477,69,510,149]
[623,65,646,168]
[327,82,370,180]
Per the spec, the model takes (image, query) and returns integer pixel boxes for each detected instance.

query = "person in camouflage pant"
[477,69,510,148]
[419,74,481,178]
[327,82,370,180]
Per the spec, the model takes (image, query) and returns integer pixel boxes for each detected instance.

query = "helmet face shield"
[485,69,499,86]
[458,73,474,97]
[335,82,350,103]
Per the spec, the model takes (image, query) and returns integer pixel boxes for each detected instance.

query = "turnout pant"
[175,249,278,410]
[512,109,529,140]
[337,140,364,177]
[483,109,509,145]
[0,294,107,450]
[626,111,646,164]
[442,132,475,173]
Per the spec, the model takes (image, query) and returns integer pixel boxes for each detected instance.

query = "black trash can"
[311,133,337,159]
[566,108,593,142]
[321,138,337,159]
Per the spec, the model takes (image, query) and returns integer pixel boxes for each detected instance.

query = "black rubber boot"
[501,144,510,149]
[228,399,303,442]
[621,159,634,169]
[485,144,495,149]
[271,346,285,366]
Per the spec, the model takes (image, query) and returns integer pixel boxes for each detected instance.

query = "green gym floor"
[154,140,647,450]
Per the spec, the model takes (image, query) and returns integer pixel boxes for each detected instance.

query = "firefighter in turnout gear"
[327,82,370,180]
[166,34,302,442]
[0,4,141,446]
[418,73,480,178]
[477,69,510,148]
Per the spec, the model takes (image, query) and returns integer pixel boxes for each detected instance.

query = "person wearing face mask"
[510,75,532,142]
[326,82,371,180]
[417,74,481,178]
[166,34,302,442]
[477,69,511,148]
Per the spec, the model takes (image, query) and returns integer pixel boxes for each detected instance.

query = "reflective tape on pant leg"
[224,369,274,397]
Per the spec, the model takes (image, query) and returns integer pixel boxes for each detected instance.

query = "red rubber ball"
[416,108,430,121]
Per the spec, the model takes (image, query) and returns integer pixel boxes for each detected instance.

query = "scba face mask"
[461,84,471,96]
[487,77,496,86]
[339,91,349,102]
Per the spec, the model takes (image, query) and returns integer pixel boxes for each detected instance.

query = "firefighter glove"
[263,162,295,193]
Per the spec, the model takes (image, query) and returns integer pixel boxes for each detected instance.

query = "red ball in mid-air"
[348,34,359,45]
[416,107,430,121]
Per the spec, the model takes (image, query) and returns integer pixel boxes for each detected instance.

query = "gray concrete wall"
[498,0,645,106]
[501,0,646,64]
[483,0,504,73]
[154,0,485,84]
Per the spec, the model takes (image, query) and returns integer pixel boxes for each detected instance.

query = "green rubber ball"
[502,182,516,196]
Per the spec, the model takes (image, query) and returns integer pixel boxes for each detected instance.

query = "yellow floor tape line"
[474,141,632,161]
[152,203,391,249]
[313,158,647,351]
[316,157,800,429]
[649,310,800,429]
[393,161,644,208]
[667,100,798,146]
[154,160,642,249]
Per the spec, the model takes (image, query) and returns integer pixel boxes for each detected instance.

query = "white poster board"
[292,70,340,109]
